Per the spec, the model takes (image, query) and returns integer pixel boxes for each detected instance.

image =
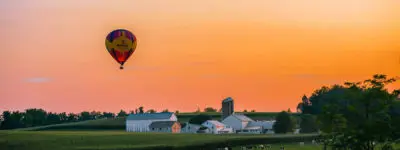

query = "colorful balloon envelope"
[105,29,137,69]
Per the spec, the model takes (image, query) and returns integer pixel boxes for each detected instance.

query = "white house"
[222,113,263,134]
[126,112,178,132]
[201,120,233,134]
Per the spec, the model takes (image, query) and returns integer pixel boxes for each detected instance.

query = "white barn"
[126,112,177,132]
[201,120,233,134]
[222,113,262,134]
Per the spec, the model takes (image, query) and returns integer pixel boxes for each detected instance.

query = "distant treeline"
[0,106,232,130]
[0,108,128,130]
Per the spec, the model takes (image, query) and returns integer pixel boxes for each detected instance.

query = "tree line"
[294,74,400,150]
[0,109,115,130]
[0,105,227,130]
[0,106,152,130]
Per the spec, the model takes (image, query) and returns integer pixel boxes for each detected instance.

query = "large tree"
[67,113,78,122]
[138,107,144,114]
[23,108,47,127]
[304,74,399,150]
[146,109,157,113]
[299,114,319,133]
[188,114,212,125]
[273,111,294,134]
[203,107,217,112]
[46,112,61,125]
[90,111,102,119]
[117,110,128,117]
[297,95,312,113]
[79,111,92,121]
[0,111,25,129]
[59,112,68,122]
[102,112,115,118]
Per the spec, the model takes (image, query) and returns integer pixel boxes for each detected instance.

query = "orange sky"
[0,0,399,113]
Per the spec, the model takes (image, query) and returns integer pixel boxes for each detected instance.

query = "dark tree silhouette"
[117,110,128,117]
[102,112,115,118]
[203,107,217,112]
[146,109,156,113]
[273,111,294,134]
[23,108,47,127]
[0,111,24,129]
[46,112,61,125]
[67,113,78,122]
[79,111,92,121]
[138,107,144,114]
[59,112,68,122]
[299,114,318,133]
[302,74,399,150]
[188,114,212,125]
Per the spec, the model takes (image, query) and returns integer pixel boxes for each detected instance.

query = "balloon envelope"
[105,29,137,69]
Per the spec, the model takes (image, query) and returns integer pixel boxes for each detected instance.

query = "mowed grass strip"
[0,131,318,150]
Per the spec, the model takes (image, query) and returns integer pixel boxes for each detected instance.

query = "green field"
[1,112,320,150]
[0,131,318,150]
[17,112,295,131]
[1,131,399,150]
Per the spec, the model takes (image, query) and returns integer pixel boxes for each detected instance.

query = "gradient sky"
[1,0,399,113]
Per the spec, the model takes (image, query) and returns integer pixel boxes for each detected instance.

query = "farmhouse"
[201,120,233,134]
[126,112,178,132]
[149,121,181,133]
[222,113,263,134]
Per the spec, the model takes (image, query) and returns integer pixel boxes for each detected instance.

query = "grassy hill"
[0,131,320,150]
[17,112,300,131]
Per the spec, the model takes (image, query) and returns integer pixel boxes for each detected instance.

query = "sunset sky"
[1,0,399,113]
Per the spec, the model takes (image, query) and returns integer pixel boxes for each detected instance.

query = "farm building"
[248,120,275,134]
[126,112,178,132]
[149,121,181,133]
[181,123,202,133]
[221,97,234,120]
[201,120,233,134]
[222,113,263,134]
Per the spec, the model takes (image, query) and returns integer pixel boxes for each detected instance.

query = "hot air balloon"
[105,29,137,69]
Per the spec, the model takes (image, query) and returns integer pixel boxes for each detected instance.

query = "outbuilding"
[126,112,178,132]
[149,121,181,133]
